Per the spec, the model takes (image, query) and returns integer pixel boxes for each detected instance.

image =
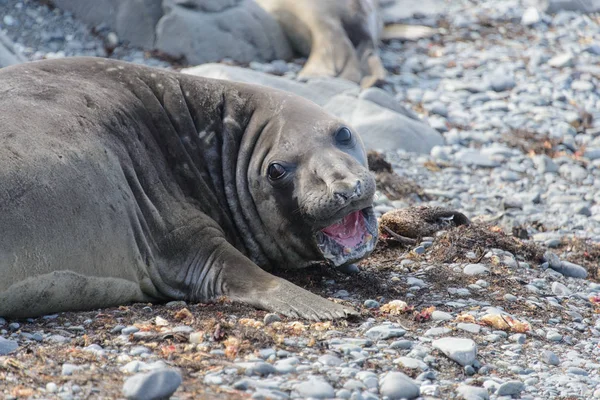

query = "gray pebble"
[432,337,477,366]
[541,350,560,365]
[379,372,420,399]
[263,313,281,325]
[122,368,182,400]
[294,379,335,399]
[496,380,524,396]
[0,337,18,355]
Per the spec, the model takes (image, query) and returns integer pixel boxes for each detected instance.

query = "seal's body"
[0,58,377,319]
[256,0,386,87]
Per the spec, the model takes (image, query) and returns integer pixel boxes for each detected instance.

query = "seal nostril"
[334,191,349,202]
[354,181,362,197]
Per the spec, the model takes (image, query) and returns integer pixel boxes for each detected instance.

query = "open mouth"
[316,207,378,267]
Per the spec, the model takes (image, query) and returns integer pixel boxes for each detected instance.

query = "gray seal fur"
[0,57,378,320]
[256,0,387,87]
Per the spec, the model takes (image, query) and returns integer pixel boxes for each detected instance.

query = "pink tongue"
[322,210,365,248]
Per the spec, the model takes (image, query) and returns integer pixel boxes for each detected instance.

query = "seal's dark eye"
[267,163,287,180]
[335,127,352,145]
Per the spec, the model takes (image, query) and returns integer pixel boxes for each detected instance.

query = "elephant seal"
[256,0,387,87]
[0,57,378,320]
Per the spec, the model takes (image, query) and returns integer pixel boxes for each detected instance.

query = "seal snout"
[333,180,362,203]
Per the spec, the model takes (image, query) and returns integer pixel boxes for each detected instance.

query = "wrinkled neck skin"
[144,74,304,271]
[221,90,321,270]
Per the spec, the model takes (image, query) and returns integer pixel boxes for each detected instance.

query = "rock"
[431,311,453,321]
[463,264,489,276]
[571,80,594,92]
[432,338,477,366]
[0,32,25,68]
[122,368,182,400]
[62,363,81,376]
[544,0,600,13]
[365,325,406,340]
[237,361,276,376]
[454,150,500,168]
[457,323,481,334]
[496,381,524,396]
[456,384,489,400]
[424,327,452,337]
[0,337,18,355]
[379,372,420,399]
[546,330,562,342]
[551,282,572,296]
[318,354,343,367]
[394,357,428,370]
[183,64,443,154]
[541,350,560,365]
[552,261,588,279]
[263,313,281,325]
[548,53,574,68]
[532,155,559,173]
[363,299,380,309]
[521,7,541,25]
[46,382,58,393]
[53,0,292,64]
[294,379,335,399]
[156,0,292,65]
[52,0,163,48]
[489,72,516,92]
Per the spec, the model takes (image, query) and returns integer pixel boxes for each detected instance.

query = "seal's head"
[245,94,378,269]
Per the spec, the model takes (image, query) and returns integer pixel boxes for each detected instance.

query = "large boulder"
[156,0,292,65]
[51,0,292,64]
[51,0,163,48]
[183,64,443,154]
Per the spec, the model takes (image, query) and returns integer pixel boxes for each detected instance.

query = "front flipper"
[204,241,357,321]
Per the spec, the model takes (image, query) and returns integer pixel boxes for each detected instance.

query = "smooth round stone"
[62,363,81,376]
[432,338,477,366]
[456,384,489,400]
[551,282,572,296]
[122,369,182,400]
[390,340,413,350]
[541,350,560,366]
[263,313,281,325]
[364,300,380,309]
[0,337,18,355]
[457,323,481,334]
[568,367,588,376]
[122,326,140,334]
[46,382,58,393]
[343,379,365,391]
[546,331,563,342]
[294,379,335,399]
[509,334,526,344]
[243,362,276,376]
[203,374,223,385]
[425,327,452,337]
[464,365,476,375]
[504,293,518,302]
[365,325,406,340]
[318,354,343,367]
[496,380,524,396]
[431,311,453,321]
[463,264,489,275]
[394,357,428,370]
[379,372,420,399]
